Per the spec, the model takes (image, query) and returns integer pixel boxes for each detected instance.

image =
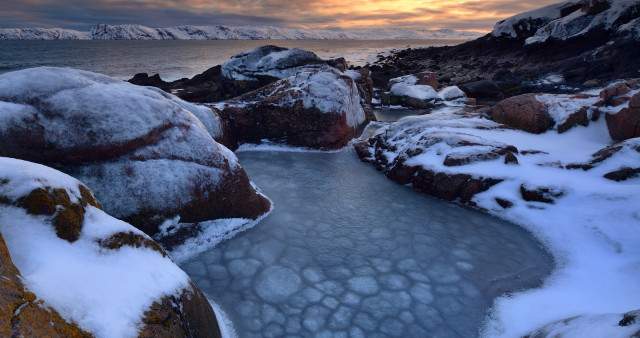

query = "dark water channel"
[181,149,553,337]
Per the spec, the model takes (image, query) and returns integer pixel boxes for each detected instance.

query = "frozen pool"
[180,149,553,337]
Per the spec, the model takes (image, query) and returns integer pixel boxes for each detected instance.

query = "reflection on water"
[0,39,466,81]
[181,149,553,337]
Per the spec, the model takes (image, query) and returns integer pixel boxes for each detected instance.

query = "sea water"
[0,39,465,81]
[181,149,553,337]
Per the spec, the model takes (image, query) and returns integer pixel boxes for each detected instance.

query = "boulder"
[600,82,631,104]
[388,72,438,91]
[460,80,501,98]
[605,107,640,141]
[212,68,368,150]
[525,309,640,338]
[630,92,640,108]
[345,68,375,121]
[221,45,327,82]
[0,157,221,337]
[490,94,555,134]
[0,67,270,244]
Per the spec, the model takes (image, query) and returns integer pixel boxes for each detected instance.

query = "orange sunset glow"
[1,0,563,31]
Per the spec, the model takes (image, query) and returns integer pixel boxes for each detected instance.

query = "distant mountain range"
[0,24,483,40]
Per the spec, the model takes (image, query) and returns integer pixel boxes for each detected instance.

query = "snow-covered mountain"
[0,23,482,40]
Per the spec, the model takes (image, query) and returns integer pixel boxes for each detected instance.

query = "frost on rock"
[0,157,219,338]
[221,45,328,81]
[0,67,270,245]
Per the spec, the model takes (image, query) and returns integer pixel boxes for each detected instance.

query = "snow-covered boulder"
[525,309,640,337]
[212,68,368,150]
[489,92,607,134]
[0,67,270,246]
[601,79,640,141]
[221,45,328,82]
[383,73,468,109]
[0,157,220,337]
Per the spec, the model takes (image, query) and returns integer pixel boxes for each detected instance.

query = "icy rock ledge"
[0,67,271,249]
[0,157,221,337]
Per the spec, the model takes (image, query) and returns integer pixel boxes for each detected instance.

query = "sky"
[1,0,564,32]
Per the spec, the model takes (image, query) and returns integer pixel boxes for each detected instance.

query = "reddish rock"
[490,94,555,134]
[600,82,631,104]
[520,184,564,204]
[630,92,640,108]
[557,107,589,133]
[0,162,222,337]
[140,281,221,338]
[0,234,91,337]
[0,67,270,245]
[415,72,438,90]
[214,69,367,150]
[605,107,640,141]
[603,167,640,181]
[504,152,519,164]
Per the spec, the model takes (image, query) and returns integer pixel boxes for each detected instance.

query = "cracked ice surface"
[181,150,553,337]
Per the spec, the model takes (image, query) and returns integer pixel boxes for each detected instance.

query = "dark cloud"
[0,0,566,31]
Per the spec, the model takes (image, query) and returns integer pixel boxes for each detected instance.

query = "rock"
[525,309,640,338]
[582,79,601,87]
[221,45,327,82]
[213,68,368,150]
[557,107,589,133]
[490,94,555,134]
[600,82,631,104]
[0,67,270,245]
[495,198,514,209]
[603,167,640,181]
[605,107,640,141]
[388,72,438,91]
[353,115,509,206]
[140,281,221,337]
[581,0,611,16]
[504,152,519,164]
[460,80,501,98]
[345,68,375,121]
[520,184,563,203]
[630,92,640,108]
[129,73,169,88]
[0,157,221,337]
[0,234,90,337]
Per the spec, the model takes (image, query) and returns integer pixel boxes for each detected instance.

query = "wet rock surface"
[181,150,552,338]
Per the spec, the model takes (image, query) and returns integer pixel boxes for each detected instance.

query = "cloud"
[0,0,566,31]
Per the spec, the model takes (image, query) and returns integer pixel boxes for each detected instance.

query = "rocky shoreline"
[0,0,639,336]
